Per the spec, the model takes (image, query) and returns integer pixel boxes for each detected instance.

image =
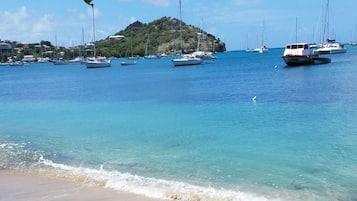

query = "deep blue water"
[1,48,357,201]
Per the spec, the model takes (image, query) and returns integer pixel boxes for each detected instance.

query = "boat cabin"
[283,43,314,56]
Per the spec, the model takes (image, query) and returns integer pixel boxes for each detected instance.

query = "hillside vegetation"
[0,17,226,62]
[96,17,226,58]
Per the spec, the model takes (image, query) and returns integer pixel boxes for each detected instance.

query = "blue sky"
[1,0,356,51]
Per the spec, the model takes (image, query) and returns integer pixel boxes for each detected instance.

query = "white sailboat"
[83,0,111,68]
[172,0,203,67]
[52,33,69,65]
[69,29,85,64]
[191,34,216,61]
[314,0,346,54]
[121,36,137,66]
[245,33,254,52]
[351,23,357,46]
[144,34,159,59]
[253,19,269,53]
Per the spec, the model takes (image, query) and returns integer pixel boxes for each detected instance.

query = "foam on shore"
[38,157,278,201]
[1,141,286,201]
[0,169,159,201]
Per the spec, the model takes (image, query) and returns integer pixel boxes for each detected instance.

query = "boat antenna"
[295,17,298,43]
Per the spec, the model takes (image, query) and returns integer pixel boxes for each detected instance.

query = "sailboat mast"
[179,0,183,54]
[145,34,149,56]
[261,18,265,46]
[322,0,329,44]
[80,28,84,58]
[353,24,357,42]
[91,3,96,57]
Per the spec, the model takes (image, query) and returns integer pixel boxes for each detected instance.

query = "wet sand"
[0,169,161,201]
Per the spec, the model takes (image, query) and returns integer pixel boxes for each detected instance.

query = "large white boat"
[282,43,331,66]
[83,0,111,68]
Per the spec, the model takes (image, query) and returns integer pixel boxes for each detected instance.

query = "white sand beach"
[0,169,161,201]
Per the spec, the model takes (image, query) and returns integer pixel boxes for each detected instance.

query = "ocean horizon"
[1,47,357,201]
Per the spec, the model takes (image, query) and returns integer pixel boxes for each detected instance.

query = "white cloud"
[32,14,54,36]
[0,6,54,43]
[0,6,28,31]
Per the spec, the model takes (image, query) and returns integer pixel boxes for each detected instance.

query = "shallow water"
[1,48,357,201]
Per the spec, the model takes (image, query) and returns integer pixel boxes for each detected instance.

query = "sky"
[1,0,356,51]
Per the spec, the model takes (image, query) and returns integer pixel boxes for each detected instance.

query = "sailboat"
[253,19,269,53]
[121,36,137,66]
[51,33,69,65]
[83,0,111,68]
[245,33,254,53]
[191,26,216,61]
[69,29,85,64]
[351,24,357,46]
[314,0,346,54]
[144,34,159,59]
[172,0,203,67]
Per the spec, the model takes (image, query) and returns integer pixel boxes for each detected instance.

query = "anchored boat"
[282,43,331,66]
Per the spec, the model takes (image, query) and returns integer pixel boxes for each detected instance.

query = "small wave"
[0,141,43,169]
[1,141,279,201]
[39,157,279,201]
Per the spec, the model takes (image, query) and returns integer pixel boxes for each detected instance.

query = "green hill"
[0,17,226,62]
[95,17,226,58]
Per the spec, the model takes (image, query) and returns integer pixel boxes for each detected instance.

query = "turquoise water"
[1,48,357,201]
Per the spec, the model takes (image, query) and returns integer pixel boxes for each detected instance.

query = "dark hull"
[282,55,330,66]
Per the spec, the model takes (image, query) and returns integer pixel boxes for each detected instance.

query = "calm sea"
[1,48,357,201]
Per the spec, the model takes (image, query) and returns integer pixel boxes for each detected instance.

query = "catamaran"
[314,0,346,54]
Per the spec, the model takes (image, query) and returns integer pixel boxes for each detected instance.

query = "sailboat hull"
[85,58,111,68]
[120,61,137,66]
[172,57,203,67]
[314,46,347,54]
